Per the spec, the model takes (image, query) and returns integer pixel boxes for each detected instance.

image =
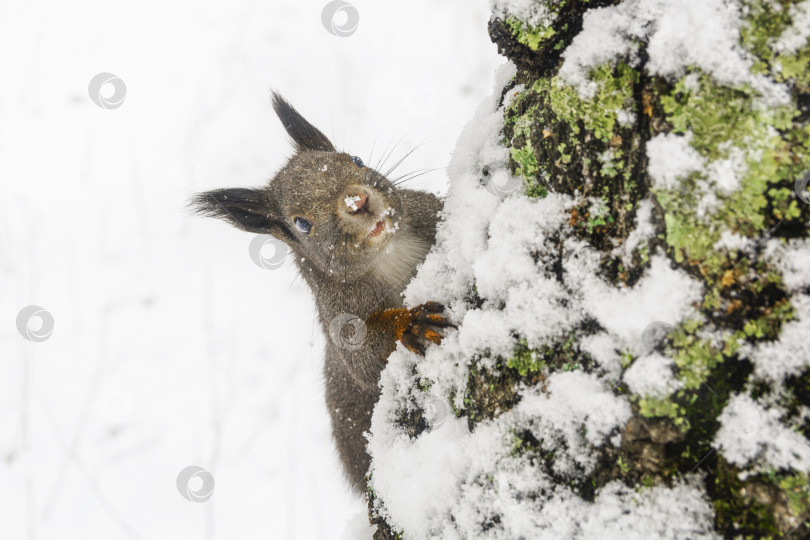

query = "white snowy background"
[0,1,502,538]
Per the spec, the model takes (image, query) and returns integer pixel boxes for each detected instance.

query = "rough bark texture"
[369,1,810,537]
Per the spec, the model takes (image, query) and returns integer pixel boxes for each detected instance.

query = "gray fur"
[190,92,441,492]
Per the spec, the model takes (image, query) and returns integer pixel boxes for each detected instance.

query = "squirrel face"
[191,92,449,494]
[191,92,404,280]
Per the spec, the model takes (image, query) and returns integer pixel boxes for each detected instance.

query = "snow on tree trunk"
[363,1,810,538]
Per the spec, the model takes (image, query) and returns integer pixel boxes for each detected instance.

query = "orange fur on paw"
[366,302,456,356]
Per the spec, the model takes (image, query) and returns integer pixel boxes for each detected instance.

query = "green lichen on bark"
[499,0,810,537]
[503,16,557,51]
[371,1,810,538]
[503,59,645,247]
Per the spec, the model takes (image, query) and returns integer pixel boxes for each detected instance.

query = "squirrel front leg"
[330,302,456,389]
[367,301,457,356]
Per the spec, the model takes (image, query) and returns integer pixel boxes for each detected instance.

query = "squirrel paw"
[398,301,457,356]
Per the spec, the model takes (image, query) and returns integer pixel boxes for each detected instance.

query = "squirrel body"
[191,93,452,492]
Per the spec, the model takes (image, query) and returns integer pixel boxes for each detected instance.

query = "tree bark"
[369,1,810,537]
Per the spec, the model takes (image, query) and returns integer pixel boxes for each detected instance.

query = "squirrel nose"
[344,192,369,214]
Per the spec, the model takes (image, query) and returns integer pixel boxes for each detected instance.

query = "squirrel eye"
[350,155,364,168]
[294,217,312,234]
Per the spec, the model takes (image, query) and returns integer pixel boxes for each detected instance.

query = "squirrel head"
[191,92,405,280]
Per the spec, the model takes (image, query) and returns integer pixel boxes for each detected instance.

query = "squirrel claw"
[401,332,427,355]
[418,311,458,329]
[399,302,456,357]
[367,302,457,357]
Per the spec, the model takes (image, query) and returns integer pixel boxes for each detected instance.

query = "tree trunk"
[367,1,810,538]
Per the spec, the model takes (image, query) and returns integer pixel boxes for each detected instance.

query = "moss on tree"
[370,1,810,537]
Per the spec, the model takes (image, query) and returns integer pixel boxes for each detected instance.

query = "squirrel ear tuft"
[189,187,293,240]
[271,91,336,153]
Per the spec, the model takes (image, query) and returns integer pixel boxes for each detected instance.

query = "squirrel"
[190,92,455,493]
